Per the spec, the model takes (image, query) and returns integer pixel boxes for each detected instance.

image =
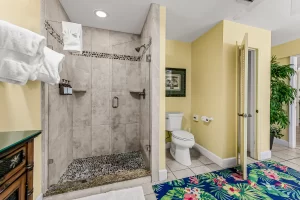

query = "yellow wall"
[165,40,192,142]
[0,0,42,199]
[272,39,300,59]
[159,5,166,170]
[191,21,225,158]
[191,20,271,159]
[223,20,271,158]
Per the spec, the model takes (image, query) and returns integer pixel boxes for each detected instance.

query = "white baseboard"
[193,143,237,168]
[260,150,272,160]
[274,138,289,147]
[36,193,43,200]
[159,169,168,181]
[165,142,171,149]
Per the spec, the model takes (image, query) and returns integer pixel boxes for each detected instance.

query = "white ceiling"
[60,0,300,46]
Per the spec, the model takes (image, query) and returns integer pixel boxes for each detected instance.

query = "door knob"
[238,113,247,117]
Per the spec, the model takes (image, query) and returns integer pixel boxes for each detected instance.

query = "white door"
[237,33,249,180]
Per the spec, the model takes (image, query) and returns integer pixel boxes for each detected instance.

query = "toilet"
[166,112,195,166]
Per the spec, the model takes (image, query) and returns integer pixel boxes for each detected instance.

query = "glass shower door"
[111,37,151,169]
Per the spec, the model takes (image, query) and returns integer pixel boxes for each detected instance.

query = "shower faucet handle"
[112,97,119,108]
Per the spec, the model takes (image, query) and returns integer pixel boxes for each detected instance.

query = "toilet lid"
[172,130,194,141]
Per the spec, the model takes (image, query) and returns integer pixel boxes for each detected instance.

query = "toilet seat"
[172,130,194,141]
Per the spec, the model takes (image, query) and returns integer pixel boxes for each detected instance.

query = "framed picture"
[165,68,186,97]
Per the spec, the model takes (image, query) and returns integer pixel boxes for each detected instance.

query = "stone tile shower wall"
[43,0,73,186]
[72,28,142,159]
[141,4,161,181]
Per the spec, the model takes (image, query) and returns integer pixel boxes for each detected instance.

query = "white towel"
[36,47,65,85]
[0,20,46,57]
[0,59,32,85]
[62,21,82,53]
[0,20,46,84]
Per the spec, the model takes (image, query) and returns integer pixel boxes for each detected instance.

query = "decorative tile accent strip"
[44,21,64,45]
[71,51,141,61]
[44,20,142,61]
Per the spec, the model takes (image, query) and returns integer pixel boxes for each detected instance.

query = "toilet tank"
[166,112,184,131]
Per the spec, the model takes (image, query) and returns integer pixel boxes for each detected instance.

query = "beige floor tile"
[198,156,214,165]
[153,172,176,185]
[166,172,176,182]
[144,193,157,200]
[280,150,300,158]
[270,155,284,162]
[247,157,257,164]
[189,159,204,168]
[190,166,211,175]
[206,164,222,171]
[281,161,300,171]
[166,160,188,171]
[142,183,154,195]
[272,151,296,160]
[287,148,300,153]
[271,146,288,152]
[173,169,195,179]
[288,158,300,165]
[166,165,171,172]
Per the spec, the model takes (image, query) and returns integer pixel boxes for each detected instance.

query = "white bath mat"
[74,186,145,200]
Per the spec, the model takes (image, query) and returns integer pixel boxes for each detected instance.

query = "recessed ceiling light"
[95,10,107,18]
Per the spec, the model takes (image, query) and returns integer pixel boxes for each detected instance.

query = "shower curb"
[43,176,151,200]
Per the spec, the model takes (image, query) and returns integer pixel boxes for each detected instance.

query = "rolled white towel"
[0,20,46,83]
[0,20,46,57]
[36,47,65,85]
[0,59,32,85]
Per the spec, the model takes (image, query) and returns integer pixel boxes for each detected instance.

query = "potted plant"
[270,56,297,149]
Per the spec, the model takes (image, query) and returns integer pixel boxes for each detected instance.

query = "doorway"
[247,49,257,159]
[289,56,299,148]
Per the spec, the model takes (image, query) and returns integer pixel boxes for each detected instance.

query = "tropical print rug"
[153,160,300,200]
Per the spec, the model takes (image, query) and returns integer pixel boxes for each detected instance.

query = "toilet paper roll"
[201,116,213,122]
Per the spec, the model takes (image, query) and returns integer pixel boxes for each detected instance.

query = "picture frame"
[165,68,186,97]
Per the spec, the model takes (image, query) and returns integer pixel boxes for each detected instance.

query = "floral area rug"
[153,160,300,200]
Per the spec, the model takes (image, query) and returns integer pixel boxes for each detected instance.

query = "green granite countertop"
[0,130,41,154]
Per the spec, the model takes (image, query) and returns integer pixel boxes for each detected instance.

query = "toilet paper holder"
[201,116,213,122]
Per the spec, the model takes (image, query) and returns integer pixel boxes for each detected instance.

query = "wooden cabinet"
[0,133,39,200]
[0,173,26,200]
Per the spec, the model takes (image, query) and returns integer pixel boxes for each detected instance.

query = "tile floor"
[143,144,300,200]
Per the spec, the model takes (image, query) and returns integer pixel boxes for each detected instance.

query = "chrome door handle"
[112,97,119,108]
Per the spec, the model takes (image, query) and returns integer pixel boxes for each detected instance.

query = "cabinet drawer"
[0,173,26,200]
[0,147,26,185]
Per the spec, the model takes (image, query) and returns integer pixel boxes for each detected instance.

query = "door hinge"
[146,145,151,152]
[146,55,151,62]
[48,159,54,164]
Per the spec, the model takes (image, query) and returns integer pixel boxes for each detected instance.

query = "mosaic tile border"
[44,20,141,61]
[45,21,64,45]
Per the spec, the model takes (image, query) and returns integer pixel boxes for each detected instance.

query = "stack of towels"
[0,20,65,85]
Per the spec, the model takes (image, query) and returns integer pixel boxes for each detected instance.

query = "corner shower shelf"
[130,89,146,99]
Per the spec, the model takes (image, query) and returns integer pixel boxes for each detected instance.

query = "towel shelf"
[73,90,86,93]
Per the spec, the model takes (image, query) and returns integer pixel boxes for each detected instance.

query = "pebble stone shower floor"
[45,151,150,197]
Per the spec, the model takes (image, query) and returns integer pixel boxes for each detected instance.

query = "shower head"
[135,44,146,52]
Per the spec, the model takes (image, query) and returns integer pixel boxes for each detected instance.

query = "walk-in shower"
[45,20,152,196]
